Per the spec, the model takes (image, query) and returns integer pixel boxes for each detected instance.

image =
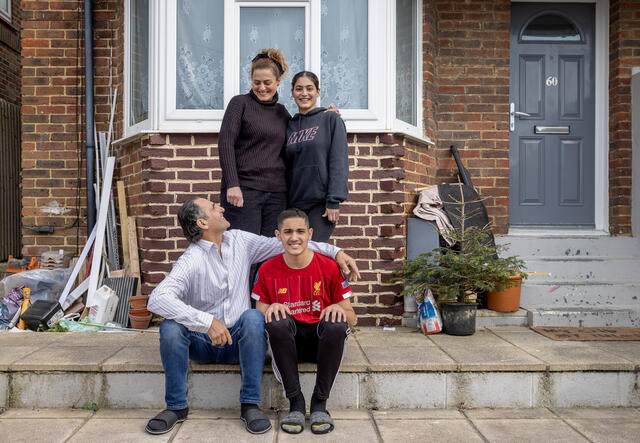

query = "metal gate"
[0,98,21,261]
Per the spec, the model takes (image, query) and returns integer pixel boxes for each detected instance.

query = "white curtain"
[239,7,305,115]
[396,0,417,125]
[320,0,368,109]
[130,0,149,125]
[176,0,224,109]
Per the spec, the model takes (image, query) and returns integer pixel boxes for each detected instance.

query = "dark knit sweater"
[218,91,291,192]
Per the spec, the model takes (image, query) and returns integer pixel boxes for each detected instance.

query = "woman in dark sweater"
[284,72,349,242]
[218,49,290,236]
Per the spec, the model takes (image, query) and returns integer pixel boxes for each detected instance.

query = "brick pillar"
[609,0,638,235]
[433,0,511,233]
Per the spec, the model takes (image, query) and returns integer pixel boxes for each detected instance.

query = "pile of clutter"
[0,97,153,332]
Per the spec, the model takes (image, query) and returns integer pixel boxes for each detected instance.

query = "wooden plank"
[87,156,115,306]
[127,215,142,296]
[58,225,97,309]
[116,181,130,266]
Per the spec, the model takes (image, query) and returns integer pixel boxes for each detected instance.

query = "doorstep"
[1,326,638,409]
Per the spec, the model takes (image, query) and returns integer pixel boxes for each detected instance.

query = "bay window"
[124,0,424,140]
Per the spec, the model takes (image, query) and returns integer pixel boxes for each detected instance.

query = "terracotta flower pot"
[128,295,149,310]
[129,308,150,317]
[129,312,152,329]
[487,275,522,312]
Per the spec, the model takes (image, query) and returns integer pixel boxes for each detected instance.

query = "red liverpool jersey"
[251,252,352,324]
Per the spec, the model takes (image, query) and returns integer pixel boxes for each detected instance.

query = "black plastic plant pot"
[440,302,477,336]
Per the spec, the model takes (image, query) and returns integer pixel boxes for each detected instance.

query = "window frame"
[124,0,426,140]
[391,0,423,139]
[124,0,153,138]
[0,0,11,23]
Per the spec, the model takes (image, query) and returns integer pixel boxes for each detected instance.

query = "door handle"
[510,103,531,131]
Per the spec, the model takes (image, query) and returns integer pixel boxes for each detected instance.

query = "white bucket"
[87,285,119,324]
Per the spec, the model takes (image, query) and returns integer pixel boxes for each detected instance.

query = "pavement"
[1,406,639,442]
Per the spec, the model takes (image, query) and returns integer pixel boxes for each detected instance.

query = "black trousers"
[301,203,336,243]
[265,315,349,400]
[221,185,287,237]
[221,186,287,291]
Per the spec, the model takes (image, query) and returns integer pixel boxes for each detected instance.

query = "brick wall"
[432,0,511,233]
[21,0,123,256]
[0,0,21,105]
[609,0,638,236]
[114,133,432,326]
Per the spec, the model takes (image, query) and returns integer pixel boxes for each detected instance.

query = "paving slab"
[550,407,640,419]
[589,341,640,367]
[447,372,536,408]
[442,344,546,371]
[563,417,640,442]
[0,331,64,347]
[361,345,456,371]
[340,340,369,371]
[278,418,378,442]
[471,418,589,442]
[10,373,103,408]
[0,408,93,419]
[373,409,464,420]
[488,331,634,370]
[54,331,138,347]
[126,332,160,347]
[100,345,164,372]
[428,329,514,347]
[93,408,160,419]
[354,327,436,347]
[463,408,556,419]
[0,347,41,371]
[0,418,87,443]
[67,417,177,443]
[376,418,484,442]
[9,345,123,371]
[172,418,275,442]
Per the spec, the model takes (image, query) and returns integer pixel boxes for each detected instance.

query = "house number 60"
[545,76,558,87]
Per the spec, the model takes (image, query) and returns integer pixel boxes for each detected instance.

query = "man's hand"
[207,318,232,346]
[335,250,360,282]
[322,208,340,224]
[264,303,291,323]
[226,186,244,207]
[320,303,347,323]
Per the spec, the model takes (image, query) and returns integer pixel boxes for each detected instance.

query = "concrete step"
[2,328,639,409]
[520,282,640,308]
[523,257,640,283]
[527,307,640,327]
[496,236,640,258]
[476,308,528,327]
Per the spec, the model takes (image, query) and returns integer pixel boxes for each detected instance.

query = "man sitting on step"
[145,198,359,435]
[252,208,356,435]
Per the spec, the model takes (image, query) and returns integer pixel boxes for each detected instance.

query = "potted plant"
[395,193,527,335]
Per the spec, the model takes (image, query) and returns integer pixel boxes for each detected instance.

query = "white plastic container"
[87,285,119,324]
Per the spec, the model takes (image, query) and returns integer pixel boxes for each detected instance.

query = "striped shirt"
[147,229,340,332]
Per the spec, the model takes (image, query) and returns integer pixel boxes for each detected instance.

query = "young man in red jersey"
[252,208,355,435]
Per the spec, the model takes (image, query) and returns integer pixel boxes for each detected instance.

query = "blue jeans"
[159,309,267,409]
